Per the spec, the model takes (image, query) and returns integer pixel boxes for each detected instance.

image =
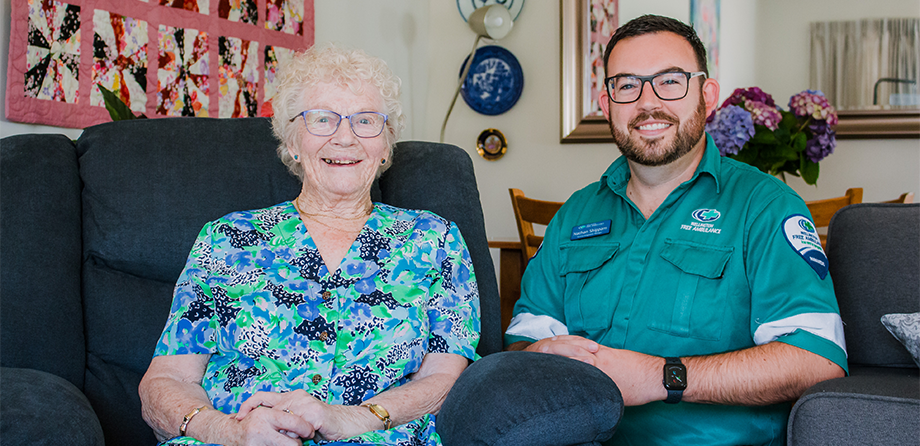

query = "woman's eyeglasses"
[290,109,389,138]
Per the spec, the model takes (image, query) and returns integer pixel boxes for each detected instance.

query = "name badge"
[571,220,612,240]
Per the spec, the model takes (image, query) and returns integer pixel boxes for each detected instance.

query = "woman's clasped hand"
[235,390,375,442]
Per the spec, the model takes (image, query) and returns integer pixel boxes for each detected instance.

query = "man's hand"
[508,338,666,406]
[508,335,601,365]
[592,347,667,406]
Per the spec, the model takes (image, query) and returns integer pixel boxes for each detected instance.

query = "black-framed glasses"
[290,109,389,138]
[605,71,707,104]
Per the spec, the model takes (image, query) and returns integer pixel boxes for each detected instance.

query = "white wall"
[312,0,430,141]
[3,0,918,239]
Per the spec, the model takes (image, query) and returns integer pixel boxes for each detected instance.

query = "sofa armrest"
[0,367,104,445]
[438,352,623,446]
[787,367,920,445]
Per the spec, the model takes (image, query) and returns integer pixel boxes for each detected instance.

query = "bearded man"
[505,15,847,446]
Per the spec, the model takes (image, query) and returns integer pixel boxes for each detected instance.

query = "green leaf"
[750,129,777,144]
[731,144,761,167]
[801,158,820,185]
[791,132,807,153]
[97,84,137,121]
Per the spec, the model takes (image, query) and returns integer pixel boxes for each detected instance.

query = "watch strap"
[363,403,392,430]
[665,388,683,404]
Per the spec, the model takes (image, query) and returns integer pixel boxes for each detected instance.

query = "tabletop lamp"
[440,4,514,142]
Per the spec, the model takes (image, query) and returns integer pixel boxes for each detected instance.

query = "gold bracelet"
[362,403,392,430]
[179,406,206,437]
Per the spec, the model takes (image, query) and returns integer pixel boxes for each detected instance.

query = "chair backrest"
[882,192,915,204]
[826,203,920,368]
[806,187,863,248]
[509,188,564,265]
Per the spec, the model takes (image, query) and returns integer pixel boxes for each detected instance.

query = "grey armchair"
[786,203,920,445]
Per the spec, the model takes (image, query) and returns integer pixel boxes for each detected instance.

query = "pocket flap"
[660,239,733,279]
[560,243,620,274]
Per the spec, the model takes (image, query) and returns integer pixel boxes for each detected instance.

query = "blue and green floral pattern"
[154,202,480,446]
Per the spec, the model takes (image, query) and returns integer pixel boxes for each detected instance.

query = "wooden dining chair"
[509,188,564,266]
[805,187,863,249]
[495,189,564,333]
[882,192,915,204]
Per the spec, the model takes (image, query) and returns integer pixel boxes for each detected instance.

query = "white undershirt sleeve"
[505,312,569,341]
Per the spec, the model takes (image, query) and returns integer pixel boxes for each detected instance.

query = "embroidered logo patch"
[692,209,721,222]
[681,209,722,234]
[783,215,828,279]
[571,220,612,240]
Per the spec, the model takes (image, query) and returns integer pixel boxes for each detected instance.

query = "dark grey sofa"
[1,117,622,445]
[786,203,920,445]
[0,118,504,445]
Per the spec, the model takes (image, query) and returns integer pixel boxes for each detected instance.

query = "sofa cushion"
[0,135,85,389]
[1,367,104,445]
[881,312,920,367]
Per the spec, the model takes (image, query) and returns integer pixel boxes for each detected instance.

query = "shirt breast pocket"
[560,242,620,335]
[649,239,733,341]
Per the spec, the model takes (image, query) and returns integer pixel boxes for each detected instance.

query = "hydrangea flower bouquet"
[705,87,838,185]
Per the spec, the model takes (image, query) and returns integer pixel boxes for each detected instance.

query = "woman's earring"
[294,155,299,160]
[381,159,386,165]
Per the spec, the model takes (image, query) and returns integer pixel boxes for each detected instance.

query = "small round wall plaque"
[476,128,507,161]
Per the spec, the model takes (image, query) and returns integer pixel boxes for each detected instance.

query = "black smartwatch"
[663,357,687,404]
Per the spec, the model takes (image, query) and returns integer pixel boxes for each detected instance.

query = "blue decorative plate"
[460,45,524,116]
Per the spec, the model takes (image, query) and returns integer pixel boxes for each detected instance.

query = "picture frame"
[560,0,618,143]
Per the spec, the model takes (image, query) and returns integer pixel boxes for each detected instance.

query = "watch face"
[664,365,687,390]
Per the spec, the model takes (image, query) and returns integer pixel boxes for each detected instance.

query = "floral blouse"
[154,202,480,446]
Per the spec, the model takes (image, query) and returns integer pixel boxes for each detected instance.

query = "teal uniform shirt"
[505,135,848,446]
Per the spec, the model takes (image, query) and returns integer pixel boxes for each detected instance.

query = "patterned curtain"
[810,18,920,109]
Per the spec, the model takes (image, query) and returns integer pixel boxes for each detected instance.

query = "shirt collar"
[599,132,723,194]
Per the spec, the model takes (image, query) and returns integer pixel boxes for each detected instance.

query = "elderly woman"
[139,44,480,446]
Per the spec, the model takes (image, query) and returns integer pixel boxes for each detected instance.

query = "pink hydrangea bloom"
[789,90,838,125]
[743,99,782,130]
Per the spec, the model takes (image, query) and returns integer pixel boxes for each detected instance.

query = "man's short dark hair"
[603,15,708,78]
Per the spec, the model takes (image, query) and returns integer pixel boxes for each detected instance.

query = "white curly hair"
[271,43,406,180]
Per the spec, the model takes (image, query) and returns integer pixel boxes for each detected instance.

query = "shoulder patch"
[782,215,828,279]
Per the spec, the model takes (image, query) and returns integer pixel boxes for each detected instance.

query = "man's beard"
[609,96,707,167]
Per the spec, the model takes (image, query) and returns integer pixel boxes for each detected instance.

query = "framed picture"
[560,0,618,143]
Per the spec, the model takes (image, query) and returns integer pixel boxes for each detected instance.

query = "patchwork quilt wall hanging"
[5,0,314,128]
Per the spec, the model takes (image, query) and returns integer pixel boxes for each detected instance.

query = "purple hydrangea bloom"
[805,120,836,163]
[721,87,776,109]
[705,104,755,156]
